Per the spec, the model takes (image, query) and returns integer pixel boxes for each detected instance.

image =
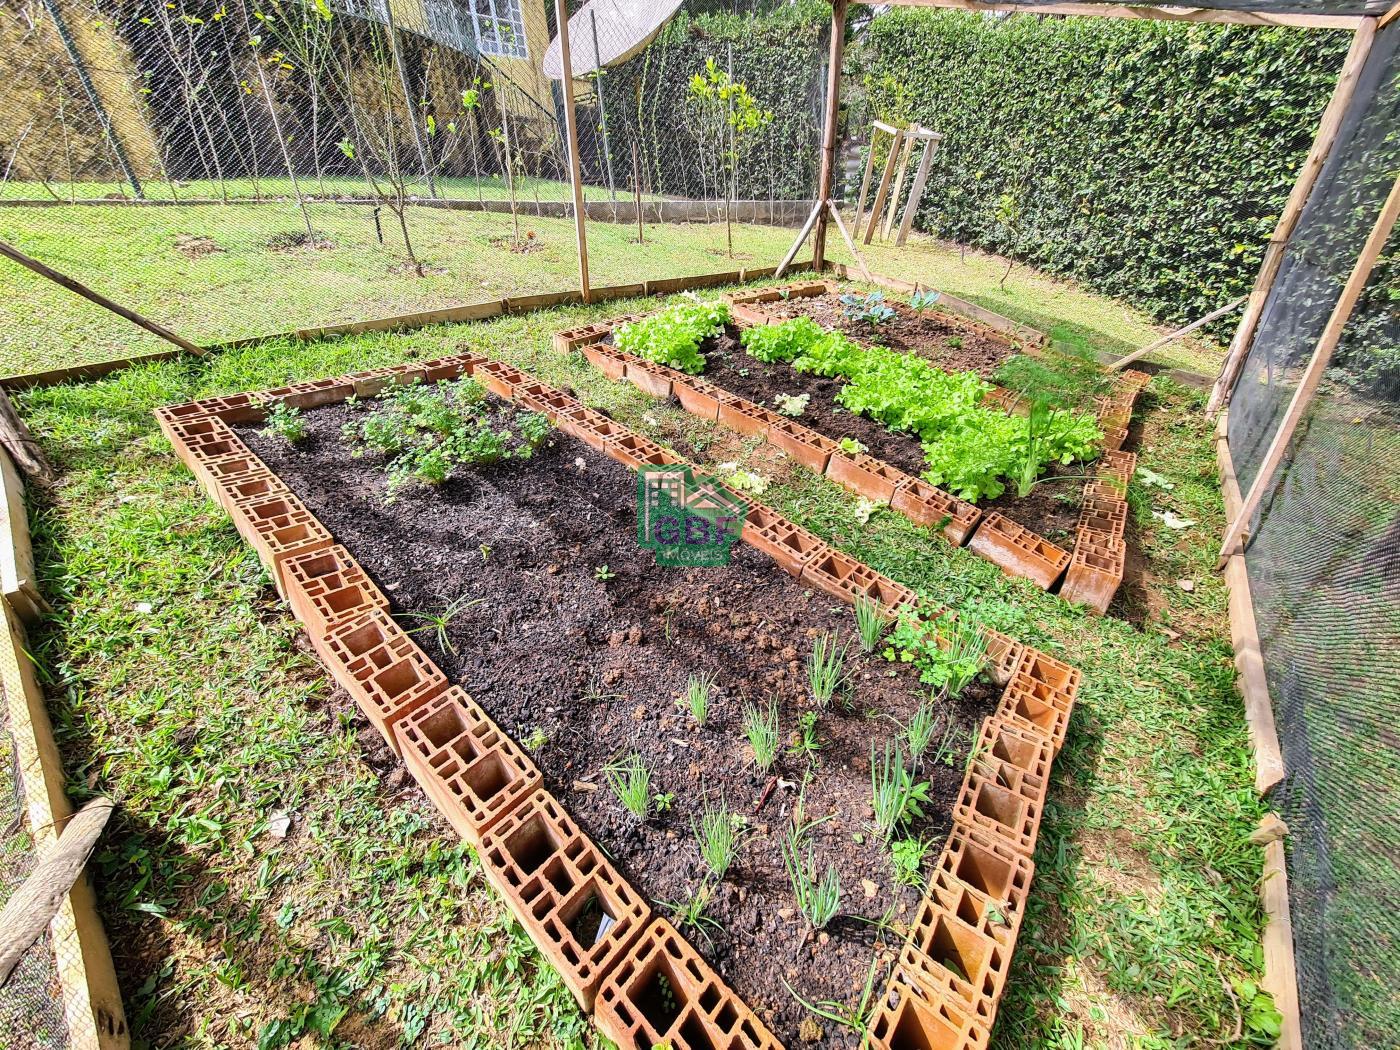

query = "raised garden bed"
[156,352,1084,1049]
[557,288,1150,612]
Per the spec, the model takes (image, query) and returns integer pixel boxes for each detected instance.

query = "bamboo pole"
[811,0,848,271]
[1217,173,1400,567]
[555,0,591,301]
[0,239,203,355]
[896,133,940,247]
[1208,19,1377,413]
[863,127,905,245]
[1108,295,1246,371]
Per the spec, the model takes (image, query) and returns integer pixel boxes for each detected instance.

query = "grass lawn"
[17,280,1269,1048]
[0,202,1223,380]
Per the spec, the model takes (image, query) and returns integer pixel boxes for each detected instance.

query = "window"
[469,0,529,59]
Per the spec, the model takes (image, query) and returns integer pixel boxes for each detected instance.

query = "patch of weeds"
[693,799,745,880]
[603,752,653,821]
[883,608,987,698]
[807,632,849,710]
[262,402,307,445]
[678,671,714,727]
[891,836,933,888]
[742,699,780,772]
[853,596,890,652]
[870,742,932,840]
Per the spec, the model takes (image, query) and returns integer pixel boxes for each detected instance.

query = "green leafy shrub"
[342,380,551,496]
[883,608,988,697]
[614,299,729,374]
[740,316,826,363]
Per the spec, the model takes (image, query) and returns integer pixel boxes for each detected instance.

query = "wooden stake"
[881,131,917,240]
[1108,295,1245,372]
[850,135,879,241]
[829,201,874,282]
[1218,173,1400,567]
[896,134,940,247]
[0,390,54,484]
[811,0,848,271]
[632,140,643,244]
[0,239,203,356]
[1209,18,1376,413]
[776,199,823,278]
[1258,817,1303,1050]
[0,796,114,983]
[863,127,905,245]
[555,0,591,302]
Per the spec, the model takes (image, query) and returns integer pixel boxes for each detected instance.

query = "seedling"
[664,882,721,942]
[806,633,849,710]
[891,836,932,887]
[909,288,941,313]
[262,402,307,445]
[784,958,881,1040]
[523,727,548,751]
[789,711,822,759]
[678,672,714,727]
[594,564,617,581]
[884,610,988,698]
[603,752,652,821]
[839,290,896,328]
[903,698,940,767]
[693,799,745,879]
[742,700,780,771]
[401,595,484,658]
[837,436,867,456]
[774,392,810,417]
[654,791,676,814]
[853,596,890,652]
[870,741,932,840]
[781,817,840,930]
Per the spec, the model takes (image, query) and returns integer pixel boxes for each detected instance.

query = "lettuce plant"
[740,316,825,363]
[614,299,729,374]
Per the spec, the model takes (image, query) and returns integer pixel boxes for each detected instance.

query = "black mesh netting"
[1224,17,1400,1050]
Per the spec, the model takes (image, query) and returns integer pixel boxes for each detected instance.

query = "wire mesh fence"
[1225,18,1399,1050]
[0,0,826,377]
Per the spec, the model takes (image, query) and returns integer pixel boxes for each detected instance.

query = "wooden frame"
[554,0,591,301]
[849,0,1365,31]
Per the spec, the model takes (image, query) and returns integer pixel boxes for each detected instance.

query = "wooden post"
[632,140,644,244]
[0,240,203,355]
[1108,295,1246,371]
[829,201,873,282]
[863,126,905,245]
[812,0,848,272]
[1217,172,1400,567]
[776,199,823,278]
[881,131,917,240]
[850,129,881,240]
[896,133,940,246]
[555,0,591,301]
[1208,18,1376,413]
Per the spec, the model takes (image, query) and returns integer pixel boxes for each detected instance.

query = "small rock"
[862,879,879,899]
[1177,578,1196,592]
[778,908,795,921]
[798,1017,823,1043]
[546,563,561,574]
[632,705,646,721]
[572,780,597,793]
[267,810,291,839]
[817,932,830,946]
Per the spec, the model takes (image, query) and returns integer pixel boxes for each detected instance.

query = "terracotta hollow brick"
[826,450,906,505]
[475,360,529,400]
[259,377,354,410]
[221,469,290,515]
[671,376,724,421]
[396,688,540,846]
[973,717,1054,785]
[1076,495,1128,539]
[624,359,675,399]
[1061,529,1127,616]
[980,629,1024,687]
[952,769,1045,856]
[740,504,830,577]
[595,917,780,1049]
[933,824,1036,938]
[322,608,447,748]
[479,790,653,1012]
[716,395,772,438]
[1014,648,1081,699]
[281,544,389,641]
[867,979,988,1050]
[802,549,917,613]
[995,676,1072,751]
[419,353,486,383]
[582,342,628,381]
[229,493,334,591]
[765,419,836,474]
[966,513,1071,591]
[891,478,982,546]
[893,905,1011,1031]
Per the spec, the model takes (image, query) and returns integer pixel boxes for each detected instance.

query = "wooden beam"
[1379,0,1399,28]
[1218,172,1400,567]
[896,134,941,247]
[1256,816,1304,1050]
[849,0,1365,31]
[850,135,880,241]
[1210,18,1377,413]
[776,199,824,279]
[812,0,849,271]
[555,0,591,302]
[863,127,905,245]
[881,132,918,240]
[829,201,875,282]
[1108,295,1245,371]
[0,240,203,356]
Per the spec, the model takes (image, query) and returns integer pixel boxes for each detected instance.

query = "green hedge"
[852,11,1352,327]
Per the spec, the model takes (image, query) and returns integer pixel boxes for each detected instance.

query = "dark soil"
[239,398,1000,1047]
[757,293,1020,379]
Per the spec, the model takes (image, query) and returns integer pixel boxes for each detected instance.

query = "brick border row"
[155,348,1086,1049]
[555,282,1150,613]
